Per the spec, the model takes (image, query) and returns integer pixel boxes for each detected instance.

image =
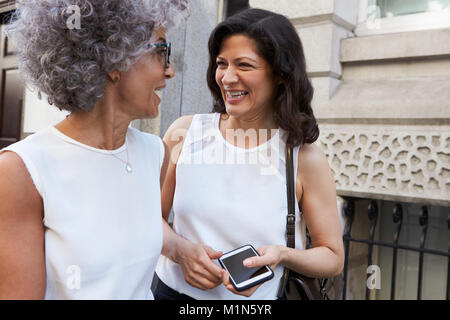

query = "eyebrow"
[157,37,167,43]
[217,56,258,64]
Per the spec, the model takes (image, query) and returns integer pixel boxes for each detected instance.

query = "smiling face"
[215,34,278,120]
[115,28,174,119]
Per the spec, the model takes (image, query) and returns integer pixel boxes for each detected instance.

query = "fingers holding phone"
[222,270,263,297]
[243,245,283,271]
[177,241,224,290]
[218,244,274,296]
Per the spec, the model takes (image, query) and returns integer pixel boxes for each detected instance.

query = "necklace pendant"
[126,163,133,173]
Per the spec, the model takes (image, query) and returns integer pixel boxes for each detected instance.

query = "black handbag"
[276,144,344,300]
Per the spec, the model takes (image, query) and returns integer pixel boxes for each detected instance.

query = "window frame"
[356,0,450,36]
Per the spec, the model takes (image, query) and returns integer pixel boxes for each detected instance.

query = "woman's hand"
[222,270,263,297]
[222,245,284,297]
[175,239,224,291]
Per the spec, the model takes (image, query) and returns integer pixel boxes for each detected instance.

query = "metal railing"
[341,198,450,300]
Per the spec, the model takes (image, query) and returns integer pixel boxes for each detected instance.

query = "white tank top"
[156,113,306,300]
[1,126,164,299]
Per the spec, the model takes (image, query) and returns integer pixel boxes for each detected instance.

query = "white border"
[356,0,450,36]
[220,245,272,289]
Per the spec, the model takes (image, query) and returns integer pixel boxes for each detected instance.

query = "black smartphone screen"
[221,248,268,284]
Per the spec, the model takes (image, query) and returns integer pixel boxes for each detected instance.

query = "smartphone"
[218,244,274,292]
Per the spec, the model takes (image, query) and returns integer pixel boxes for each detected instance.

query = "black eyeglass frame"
[146,42,172,69]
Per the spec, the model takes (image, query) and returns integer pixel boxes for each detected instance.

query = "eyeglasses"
[146,42,171,69]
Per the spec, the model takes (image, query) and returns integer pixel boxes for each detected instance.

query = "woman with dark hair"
[155,8,344,299]
[0,0,188,299]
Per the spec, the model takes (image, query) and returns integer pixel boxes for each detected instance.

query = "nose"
[221,66,238,85]
[165,64,175,79]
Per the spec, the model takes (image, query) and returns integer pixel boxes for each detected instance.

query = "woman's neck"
[219,110,279,149]
[221,110,277,132]
[54,99,132,151]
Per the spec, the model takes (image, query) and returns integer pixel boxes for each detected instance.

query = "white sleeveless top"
[1,126,164,299]
[156,113,306,300]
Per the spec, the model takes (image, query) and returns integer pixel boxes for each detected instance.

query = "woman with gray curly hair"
[0,0,188,299]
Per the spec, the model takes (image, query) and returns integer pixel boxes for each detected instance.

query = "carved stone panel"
[319,124,450,205]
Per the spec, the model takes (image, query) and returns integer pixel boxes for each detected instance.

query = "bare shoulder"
[162,115,195,166]
[163,114,195,145]
[297,142,335,191]
[298,143,330,173]
[0,151,43,211]
[170,114,195,130]
[0,151,31,186]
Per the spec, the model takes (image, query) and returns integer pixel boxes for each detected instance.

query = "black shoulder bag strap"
[276,144,296,298]
[285,143,296,249]
[276,143,329,300]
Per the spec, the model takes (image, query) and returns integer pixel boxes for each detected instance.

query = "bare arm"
[0,151,46,299]
[160,115,223,290]
[160,140,170,189]
[287,143,345,277]
[161,115,193,221]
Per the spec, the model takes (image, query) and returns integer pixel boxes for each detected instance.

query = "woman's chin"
[225,103,246,118]
[145,99,160,118]
[145,106,159,119]
[129,105,159,120]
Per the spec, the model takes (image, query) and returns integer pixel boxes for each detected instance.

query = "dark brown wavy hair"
[206,8,319,147]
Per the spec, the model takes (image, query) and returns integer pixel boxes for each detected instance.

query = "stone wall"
[320,124,450,206]
[141,0,219,137]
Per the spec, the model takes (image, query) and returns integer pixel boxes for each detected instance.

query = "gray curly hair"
[5,0,189,112]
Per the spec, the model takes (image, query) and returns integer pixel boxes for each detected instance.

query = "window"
[376,0,450,17]
[357,0,450,35]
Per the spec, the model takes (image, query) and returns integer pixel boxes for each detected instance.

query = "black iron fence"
[341,198,450,300]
